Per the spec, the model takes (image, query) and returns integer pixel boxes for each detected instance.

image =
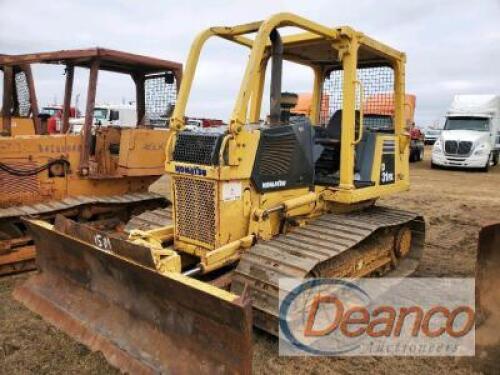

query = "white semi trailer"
[432,95,500,171]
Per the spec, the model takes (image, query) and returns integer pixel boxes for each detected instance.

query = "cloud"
[1,0,499,126]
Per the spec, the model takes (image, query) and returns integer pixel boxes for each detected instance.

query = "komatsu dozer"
[15,14,427,374]
[0,48,181,275]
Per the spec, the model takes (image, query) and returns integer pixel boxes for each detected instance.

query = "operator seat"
[314,110,374,186]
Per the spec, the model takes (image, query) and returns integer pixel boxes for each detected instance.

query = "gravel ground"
[1,147,499,374]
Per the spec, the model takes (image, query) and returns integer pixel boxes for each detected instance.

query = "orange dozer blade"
[476,223,500,322]
[13,218,252,375]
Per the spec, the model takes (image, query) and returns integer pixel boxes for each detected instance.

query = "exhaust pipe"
[269,29,283,126]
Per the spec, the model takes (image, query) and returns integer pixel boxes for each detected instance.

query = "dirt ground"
[1,147,499,374]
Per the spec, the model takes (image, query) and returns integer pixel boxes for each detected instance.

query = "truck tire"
[481,153,492,172]
[493,151,499,166]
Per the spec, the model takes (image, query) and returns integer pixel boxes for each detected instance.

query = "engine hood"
[440,130,490,145]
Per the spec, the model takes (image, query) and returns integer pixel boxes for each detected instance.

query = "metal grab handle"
[218,134,234,166]
[353,80,364,145]
[165,132,176,161]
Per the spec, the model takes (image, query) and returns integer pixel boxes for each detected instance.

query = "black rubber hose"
[0,159,70,176]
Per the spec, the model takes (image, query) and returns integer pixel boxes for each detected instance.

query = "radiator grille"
[445,140,473,156]
[173,133,223,165]
[0,161,40,206]
[259,133,296,175]
[457,141,473,155]
[174,176,216,246]
[444,141,458,154]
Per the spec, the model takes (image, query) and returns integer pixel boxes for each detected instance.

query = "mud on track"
[1,147,499,374]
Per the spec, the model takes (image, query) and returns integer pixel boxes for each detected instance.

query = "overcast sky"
[1,0,499,126]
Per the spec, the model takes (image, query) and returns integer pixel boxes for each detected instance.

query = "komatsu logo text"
[262,180,287,189]
[175,165,207,176]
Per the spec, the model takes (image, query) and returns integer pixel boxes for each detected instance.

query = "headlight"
[433,138,442,153]
[474,143,489,156]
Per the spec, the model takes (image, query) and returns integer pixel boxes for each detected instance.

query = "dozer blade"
[13,217,252,375]
[476,223,500,324]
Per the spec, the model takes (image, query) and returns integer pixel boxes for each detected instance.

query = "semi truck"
[69,104,137,133]
[432,95,500,171]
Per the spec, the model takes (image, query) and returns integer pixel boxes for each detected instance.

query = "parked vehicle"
[69,104,136,133]
[409,123,425,162]
[185,117,225,131]
[432,95,500,171]
[40,105,80,133]
[424,128,442,145]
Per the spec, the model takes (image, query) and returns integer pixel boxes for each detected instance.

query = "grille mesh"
[173,133,222,165]
[457,141,473,155]
[144,72,177,126]
[259,133,296,175]
[321,66,395,126]
[15,72,31,117]
[0,161,40,207]
[445,140,473,155]
[174,176,216,246]
[445,141,458,154]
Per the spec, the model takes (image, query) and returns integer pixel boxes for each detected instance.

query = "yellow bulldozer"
[0,48,181,275]
[15,13,434,374]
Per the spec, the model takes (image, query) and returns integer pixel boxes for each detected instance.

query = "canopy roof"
[279,31,403,71]
[0,48,182,76]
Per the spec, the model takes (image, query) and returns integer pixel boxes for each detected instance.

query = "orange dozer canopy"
[363,93,416,126]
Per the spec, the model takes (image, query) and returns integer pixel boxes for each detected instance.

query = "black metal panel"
[252,123,314,192]
[173,132,225,165]
[380,140,395,185]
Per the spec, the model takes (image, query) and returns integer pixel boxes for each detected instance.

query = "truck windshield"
[444,117,489,131]
[94,108,108,120]
[41,107,59,116]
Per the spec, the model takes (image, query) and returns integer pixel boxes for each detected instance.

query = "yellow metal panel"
[310,66,324,124]
[219,130,260,180]
[339,37,359,189]
[118,129,170,175]
[10,118,36,136]
[218,180,252,246]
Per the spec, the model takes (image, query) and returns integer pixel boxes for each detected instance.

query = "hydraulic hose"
[0,158,70,176]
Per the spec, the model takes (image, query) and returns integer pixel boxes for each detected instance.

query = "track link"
[124,207,173,232]
[230,206,425,335]
[0,193,169,276]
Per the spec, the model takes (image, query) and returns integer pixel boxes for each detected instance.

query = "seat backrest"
[326,110,342,139]
[325,110,361,140]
